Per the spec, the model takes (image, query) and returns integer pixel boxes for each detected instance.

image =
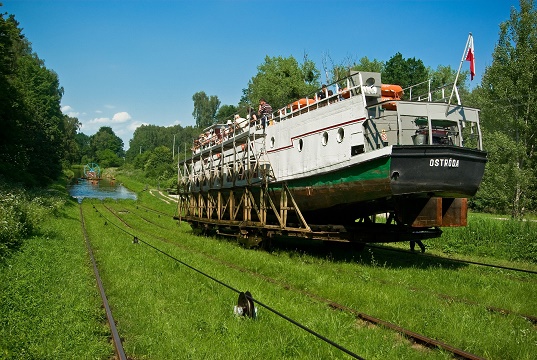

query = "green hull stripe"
[277,156,391,189]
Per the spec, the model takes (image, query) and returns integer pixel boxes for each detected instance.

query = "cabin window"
[270,137,275,148]
[322,132,328,146]
[298,138,303,152]
[337,128,344,143]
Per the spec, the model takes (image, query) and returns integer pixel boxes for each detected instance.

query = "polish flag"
[466,35,475,80]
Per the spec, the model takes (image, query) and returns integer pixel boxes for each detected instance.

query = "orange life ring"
[380,97,398,110]
[289,98,315,111]
[381,84,403,99]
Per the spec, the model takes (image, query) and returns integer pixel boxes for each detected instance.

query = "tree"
[75,133,92,163]
[473,0,537,217]
[245,55,320,111]
[90,127,124,164]
[126,124,194,164]
[351,56,384,73]
[96,149,122,168]
[62,115,82,166]
[192,91,220,128]
[144,146,174,179]
[0,11,67,184]
[383,52,429,96]
[215,104,237,123]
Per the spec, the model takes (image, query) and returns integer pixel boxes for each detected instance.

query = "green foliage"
[62,115,82,165]
[215,104,237,123]
[473,131,533,214]
[0,10,77,185]
[91,126,124,158]
[96,148,123,168]
[245,55,320,111]
[74,132,92,162]
[126,123,198,165]
[471,0,537,216]
[383,52,429,95]
[144,145,175,180]
[192,91,220,128]
[0,181,66,261]
[439,213,537,262]
[132,151,151,170]
[350,56,384,73]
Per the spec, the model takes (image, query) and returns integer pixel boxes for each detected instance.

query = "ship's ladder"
[249,132,276,184]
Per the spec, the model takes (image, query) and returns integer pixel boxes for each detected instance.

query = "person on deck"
[258,98,272,129]
[318,84,329,100]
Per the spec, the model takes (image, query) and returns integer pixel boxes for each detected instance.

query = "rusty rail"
[79,205,127,360]
[100,202,492,359]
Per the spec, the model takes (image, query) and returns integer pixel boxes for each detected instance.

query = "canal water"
[68,178,137,202]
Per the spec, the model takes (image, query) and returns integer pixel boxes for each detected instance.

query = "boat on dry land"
[177,71,487,246]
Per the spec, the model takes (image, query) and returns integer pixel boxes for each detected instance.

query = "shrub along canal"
[68,178,137,202]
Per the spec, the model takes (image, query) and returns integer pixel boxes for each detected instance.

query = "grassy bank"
[438,213,537,262]
[82,197,536,359]
[1,176,536,359]
[0,182,112,359]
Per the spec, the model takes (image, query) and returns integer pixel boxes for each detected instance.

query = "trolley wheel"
[237,291,256,318]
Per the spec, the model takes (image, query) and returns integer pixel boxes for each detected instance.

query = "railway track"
[105,203,537,325]
[366,244,537,276]
[93,201,534,359]
[79,205,127,360]
[134,202,537,276]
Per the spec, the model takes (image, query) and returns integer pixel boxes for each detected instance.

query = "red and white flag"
[465,35,475,80]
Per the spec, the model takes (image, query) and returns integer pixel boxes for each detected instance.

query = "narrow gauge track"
[135,202,537,276]
[96,203,365,359]
[98,203,501,360]
[115,206,171,231]
[79,205,127,360]
[136,203,174,217]
[367,244,537,276]
[105,206,537,324]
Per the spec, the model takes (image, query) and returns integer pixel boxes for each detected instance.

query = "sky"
[3,0,518,150]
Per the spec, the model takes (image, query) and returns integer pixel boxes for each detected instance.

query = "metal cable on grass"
[91,204,365,360]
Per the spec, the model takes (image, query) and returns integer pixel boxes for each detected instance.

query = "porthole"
[298,138,303,152]
[270,137,275,148]
[321,131,328,146]
[337,128,344,143]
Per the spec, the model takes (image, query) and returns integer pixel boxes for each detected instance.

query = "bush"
[438,213,537,262]
[0,182,66,262]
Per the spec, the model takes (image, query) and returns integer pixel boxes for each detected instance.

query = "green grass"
[2,176,536,359]
[427,212,537,263]
[83,199,536,359]
[0,199,112,359]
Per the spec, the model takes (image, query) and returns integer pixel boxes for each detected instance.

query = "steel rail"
[107,202,537,326]
[99,203,490,359]
[136,203,173,217]
[367,244,537,275]
[93,204,365,360]
[79,205,127,360]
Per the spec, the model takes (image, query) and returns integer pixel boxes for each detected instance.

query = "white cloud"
[128,121,149,131]
[90,117,112,124]
[166,119,182,127]
[112,111,132,123]
[79,110,139,150]
[61,105,80,117]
